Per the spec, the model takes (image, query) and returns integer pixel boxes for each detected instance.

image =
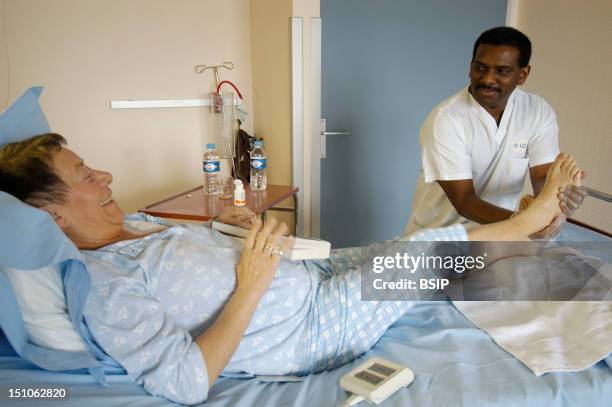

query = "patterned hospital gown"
[82,214,467,405]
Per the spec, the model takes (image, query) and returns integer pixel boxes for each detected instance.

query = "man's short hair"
[0,133,68,207]
[472,26,532,68]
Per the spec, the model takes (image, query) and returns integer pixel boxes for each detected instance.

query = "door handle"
[321,131,350,136]
[320,119,350,159]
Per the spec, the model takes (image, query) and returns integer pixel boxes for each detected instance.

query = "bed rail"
[567,187,612,237]
[585,187,612,204]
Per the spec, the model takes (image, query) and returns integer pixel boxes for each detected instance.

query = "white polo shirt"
[405,87,559,235]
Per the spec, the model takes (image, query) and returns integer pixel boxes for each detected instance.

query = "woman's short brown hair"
[0,133,68,207]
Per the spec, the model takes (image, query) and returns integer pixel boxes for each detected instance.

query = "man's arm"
[529,162,553,196]
[437,179,514,224]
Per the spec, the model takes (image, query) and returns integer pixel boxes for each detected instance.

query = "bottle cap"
[206,143,215,149]
[254,140,263,148]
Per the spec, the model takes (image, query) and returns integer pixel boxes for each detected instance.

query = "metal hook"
[194,62,234,86]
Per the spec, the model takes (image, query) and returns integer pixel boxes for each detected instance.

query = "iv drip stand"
[194,62,234,87]
[195,62,239,176]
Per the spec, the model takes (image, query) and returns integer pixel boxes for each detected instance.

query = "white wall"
[249,0,293,228]
[250,0,291,186]
[3,0,606,233]
[248,0,320,235]
[516,0,612,232]
[0,0,253,213]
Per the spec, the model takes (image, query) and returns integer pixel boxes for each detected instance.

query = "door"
[318,0,507,247]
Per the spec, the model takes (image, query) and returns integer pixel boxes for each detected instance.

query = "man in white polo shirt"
[405,27,585,237]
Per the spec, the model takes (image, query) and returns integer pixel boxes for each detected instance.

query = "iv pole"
[195,62,242,178]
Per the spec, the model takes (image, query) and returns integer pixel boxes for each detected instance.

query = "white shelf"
[110,96,242,109]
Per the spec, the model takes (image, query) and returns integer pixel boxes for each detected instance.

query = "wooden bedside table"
[139,184,299,229]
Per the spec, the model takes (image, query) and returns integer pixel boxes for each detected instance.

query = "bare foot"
[521,153,582,230]
[539,153,581,207]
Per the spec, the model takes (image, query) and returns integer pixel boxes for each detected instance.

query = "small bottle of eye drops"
[233,179,246,206]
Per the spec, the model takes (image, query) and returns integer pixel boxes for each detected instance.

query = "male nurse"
[405,26,585,238]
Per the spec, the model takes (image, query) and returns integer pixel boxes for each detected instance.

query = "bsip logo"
[251,159,266,170]
[203,161,220,173]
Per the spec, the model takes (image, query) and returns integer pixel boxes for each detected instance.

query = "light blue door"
[321,0,507,247]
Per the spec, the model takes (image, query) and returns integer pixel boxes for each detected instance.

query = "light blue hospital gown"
[81,215,467,405]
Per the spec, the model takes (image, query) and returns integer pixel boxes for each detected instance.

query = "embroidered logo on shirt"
[512,141,528,152]
[512,141,528,158]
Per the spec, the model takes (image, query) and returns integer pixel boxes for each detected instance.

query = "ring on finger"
[272,248,284,256]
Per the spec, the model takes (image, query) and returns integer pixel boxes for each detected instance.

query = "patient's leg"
[468,153,581,241]
[303,264,413,374]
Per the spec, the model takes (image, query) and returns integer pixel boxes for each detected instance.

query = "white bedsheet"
[454,300,612,375]
[454,250,612,376]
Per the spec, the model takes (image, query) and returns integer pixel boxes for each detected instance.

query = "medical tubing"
[215,80,242,174]
[216,80,243,100]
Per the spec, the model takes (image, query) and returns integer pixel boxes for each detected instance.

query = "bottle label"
[203,160,220,173]
[251,158,267,170]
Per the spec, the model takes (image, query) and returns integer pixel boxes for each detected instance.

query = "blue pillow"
[0,88,108,383]
[0,87,50,146]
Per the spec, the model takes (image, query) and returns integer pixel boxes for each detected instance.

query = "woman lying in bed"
[0,133,582,404]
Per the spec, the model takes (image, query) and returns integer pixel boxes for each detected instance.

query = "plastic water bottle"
[203,143,220,195]
[250,140,267,190]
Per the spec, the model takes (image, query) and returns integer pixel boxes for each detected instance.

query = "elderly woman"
[0,133,582,404]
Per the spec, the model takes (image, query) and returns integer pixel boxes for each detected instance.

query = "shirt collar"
[90,222,170,258]
[465,86,517,126]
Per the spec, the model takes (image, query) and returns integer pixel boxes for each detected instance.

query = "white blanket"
[454,300,612,375]
[453,251,612,376]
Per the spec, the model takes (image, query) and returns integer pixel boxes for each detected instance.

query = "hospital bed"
[1,222,610,407]
[2,87,610,406]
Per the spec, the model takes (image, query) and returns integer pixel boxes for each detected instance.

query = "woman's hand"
[235,217,294,297]
[215,206,259,229]
[196,217,294,388]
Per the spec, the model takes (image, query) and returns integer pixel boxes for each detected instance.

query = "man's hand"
[558,185,587,217]
[516,194,564,240]
[518,194,535,211]
[528,214,565,240]
[215,206,259,229]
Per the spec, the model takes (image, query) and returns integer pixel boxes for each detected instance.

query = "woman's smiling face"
[46,147,124,241]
